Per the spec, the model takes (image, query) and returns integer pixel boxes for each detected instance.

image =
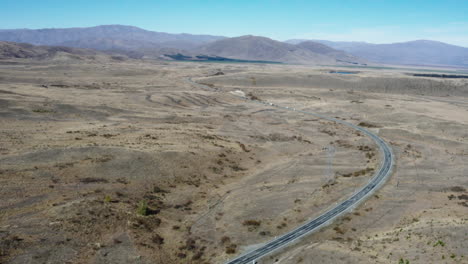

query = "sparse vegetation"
[450,186,466,192]
[103,195,112,203]
[243,220,261,227]
[136,200,149,216]
[32,108,54,113]
[151,234,164,245]
[399,258,410,264]
[221,236,231,244]
[247,91,259,100]
[2,47,467,264]
[333,226,345,235]
[225,243,237,254]
[358,122,380,128]
[80,177,108,183]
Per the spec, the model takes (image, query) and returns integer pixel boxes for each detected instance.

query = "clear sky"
[1,0,468,46]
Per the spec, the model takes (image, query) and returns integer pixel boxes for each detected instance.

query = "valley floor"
[0,60,466,264]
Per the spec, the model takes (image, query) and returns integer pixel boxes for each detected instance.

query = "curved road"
[187,78,394,264]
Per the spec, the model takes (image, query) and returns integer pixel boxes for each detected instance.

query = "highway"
[186,78,394,264]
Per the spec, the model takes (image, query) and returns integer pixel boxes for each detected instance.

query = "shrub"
[136,200,149,216]
[358,122,380,128]
[221,236,231,244]
[153,186,169,193]
[225,244,237,254]
[152,234,164,245]
[80,177,108,183]
[32,108,54,113]
[242,220,261,226]
[450,186,466,192]
[399,258,409,264]
[104,195,112,203]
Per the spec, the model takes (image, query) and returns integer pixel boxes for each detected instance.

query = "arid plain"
[0,58,467,264]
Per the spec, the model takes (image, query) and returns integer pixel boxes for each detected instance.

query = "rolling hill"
[288,39,468,67]
[295,41,366,64]
[3,25,466,67]
[0,41,123,61]
[0,25,224,55]
[195,35,363,64]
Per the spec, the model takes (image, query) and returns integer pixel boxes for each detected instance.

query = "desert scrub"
[242,220,261,227]
[221,236,231,244]
[104,195,112,203]
[225,243,237,254]
[399,258,410,264]
[243,219,262,232]
[136,200,149,216]
[32,108,55,113]
[358,121,380,128]
[151,234,164,245]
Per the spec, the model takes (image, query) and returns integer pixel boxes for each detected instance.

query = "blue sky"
[1,0,468,46]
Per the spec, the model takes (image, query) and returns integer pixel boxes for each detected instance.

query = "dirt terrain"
[0,59,467,264]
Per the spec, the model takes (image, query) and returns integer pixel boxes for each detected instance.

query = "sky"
[1,0,468,46]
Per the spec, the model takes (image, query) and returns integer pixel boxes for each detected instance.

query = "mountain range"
[193,35,365,65]
[0,40,128,62]
[287,39,468,67]
[1,25,467,67]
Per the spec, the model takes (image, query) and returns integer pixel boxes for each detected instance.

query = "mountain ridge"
[287,39,468,67]
[0,40,125,61]
[1,25,467,67]
[194,35,364,64]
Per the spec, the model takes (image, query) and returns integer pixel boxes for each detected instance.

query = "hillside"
[57,38,162,52]
[195,35,362,64]
[295,41,367,64]
[0,25,224,53]
[289,39,468,67]
[0,41,122,61]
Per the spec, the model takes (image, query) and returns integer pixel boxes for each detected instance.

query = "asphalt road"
[186,78,394,264]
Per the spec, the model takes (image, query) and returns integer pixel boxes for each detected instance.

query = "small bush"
[153,186,169,193]
[247,92,259,100]
[333,226,345,235]
[136,200,149,216]
[450,186,466,192]
[352,167,374,177]
[80,177,108,184]
[104,195,112,203]
[242,220,261,226]
[152,234,164,245]
[225,244,237,254]
[184,238,197,251]
[32,108,54,113]
[399,258,410,264]
[358,122,380,128]
[221,236,231,244]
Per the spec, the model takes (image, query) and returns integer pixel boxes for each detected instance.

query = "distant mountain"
[0,41,113,61]
[58,37,162,52]
[7,25,466,67]
[0,25,225,54]
[295,41,367,64]
[195,35,363,64]
[288,39,468,67]
[0,25,225,45]
[286,39,371,50]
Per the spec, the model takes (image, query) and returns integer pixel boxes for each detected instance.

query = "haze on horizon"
[1,0,468,47]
